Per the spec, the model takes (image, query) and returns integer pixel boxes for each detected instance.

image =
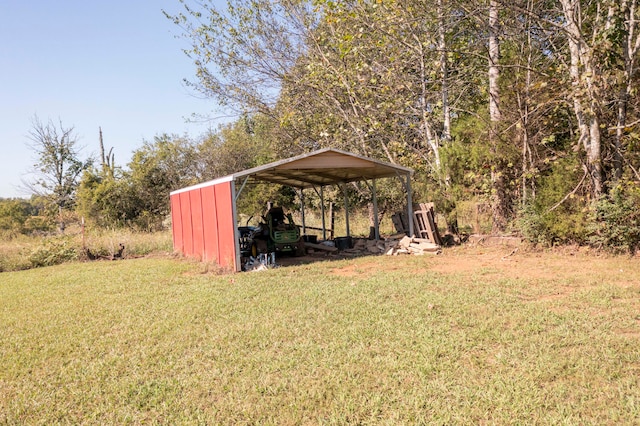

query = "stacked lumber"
[338,238,383,255]
[306,235,442,257]
[384,235,441,256]
[340,236,441,256]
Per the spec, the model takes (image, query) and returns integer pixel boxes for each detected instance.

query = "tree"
[164,0,314,116]
[0,199,35,237]
[196,114,274,181]
[25,116,92,232]
[126,134,200,230]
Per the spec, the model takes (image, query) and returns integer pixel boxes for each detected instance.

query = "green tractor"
[249,206,305,257]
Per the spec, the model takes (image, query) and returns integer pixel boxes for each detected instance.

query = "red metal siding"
[200,185,219,263]
[180,192,194,257]
[213,182,236,270]
[170,194,183,253]
[190,189,205,260]
[170,178,238,271]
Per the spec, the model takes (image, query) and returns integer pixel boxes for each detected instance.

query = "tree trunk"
[489,0,507,233]
[614,0,640,180]
[560,0,603,197]
[489,0,501,123]
[438,0,451,143]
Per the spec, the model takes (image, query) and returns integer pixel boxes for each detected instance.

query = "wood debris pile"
[343,235,441,256]
[305,201,445,257]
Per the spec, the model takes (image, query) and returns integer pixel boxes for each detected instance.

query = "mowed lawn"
[1,248,640,424]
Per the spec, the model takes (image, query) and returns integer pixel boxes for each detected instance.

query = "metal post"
[406,173,414,237]
[299,189,306,234]
[341,183,350,237]
[231,180,242,272]
[320,186,326,240]
[372,179,380,241]
[234,176,250,201]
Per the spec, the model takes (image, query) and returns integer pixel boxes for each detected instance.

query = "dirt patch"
[325,244,640,291]
[429,245,639,284]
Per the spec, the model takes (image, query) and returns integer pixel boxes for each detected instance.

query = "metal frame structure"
[170,148,414,271]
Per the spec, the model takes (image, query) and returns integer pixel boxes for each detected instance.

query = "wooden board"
[304,242,338,252]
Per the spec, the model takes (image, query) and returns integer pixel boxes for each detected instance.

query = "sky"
[0,0,229,198]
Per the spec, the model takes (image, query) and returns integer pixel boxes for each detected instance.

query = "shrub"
[588,182,640,254]
[29,237,79,268]
[517,202,588,246]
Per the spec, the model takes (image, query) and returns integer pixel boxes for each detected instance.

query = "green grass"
[1,252,640,424]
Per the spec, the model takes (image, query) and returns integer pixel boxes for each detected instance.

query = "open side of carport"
[170,148,414,272]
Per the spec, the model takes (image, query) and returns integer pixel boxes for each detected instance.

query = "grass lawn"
[1,247,640,424]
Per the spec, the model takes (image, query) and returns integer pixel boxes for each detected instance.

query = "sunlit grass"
[0,229,172,272]
[1,252,639,424]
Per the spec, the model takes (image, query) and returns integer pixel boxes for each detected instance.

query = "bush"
[29,237,79,268]
[517,202,588,246]
[588,182,640,254]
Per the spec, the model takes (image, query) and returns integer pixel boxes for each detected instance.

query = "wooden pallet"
[391,203,443,245]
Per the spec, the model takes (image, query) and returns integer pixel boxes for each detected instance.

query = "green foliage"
[76,167,154,230]
[0,198,53,238]
[198,114,277,181]
[442,116,494,200]
[517,157,589,245]
[77,135,200,231]
[588,182,640,254]
[129,134,200,226]
[22,215,53,234]
[61,0,640,248]
[517,202,588,246]
[0,199,35,237]
[28,236,78,268]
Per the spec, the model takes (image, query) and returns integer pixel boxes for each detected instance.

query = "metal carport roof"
[232,148,415,242]
[232,148,413,188]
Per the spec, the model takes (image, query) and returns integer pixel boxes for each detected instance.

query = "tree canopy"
[163,0,640,247]
[12,0,640,252]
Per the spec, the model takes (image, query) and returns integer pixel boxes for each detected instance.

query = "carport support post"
[299,189,306,234]
[341,183,350,237]
[372,179,380,241]
[231,180,242,272]
[320,186,326,240]
[405,173,414,237]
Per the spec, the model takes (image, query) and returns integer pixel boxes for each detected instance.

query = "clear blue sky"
[0,0,228,198]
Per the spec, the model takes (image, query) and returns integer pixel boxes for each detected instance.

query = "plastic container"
[334,236,353,250]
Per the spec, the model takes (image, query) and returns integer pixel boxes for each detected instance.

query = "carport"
[170,148,414,271]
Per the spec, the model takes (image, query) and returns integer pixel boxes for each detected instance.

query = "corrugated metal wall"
[170,178,238,271]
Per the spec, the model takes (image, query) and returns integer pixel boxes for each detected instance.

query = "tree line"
[164,0,640,252]
[7,0,640,253]
[5,115,291,237]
